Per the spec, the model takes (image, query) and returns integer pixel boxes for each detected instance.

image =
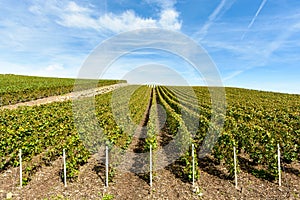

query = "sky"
[0,0,300,94]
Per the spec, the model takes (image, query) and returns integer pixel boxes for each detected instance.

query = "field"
[0,74,123,106]
[0,75,299,199]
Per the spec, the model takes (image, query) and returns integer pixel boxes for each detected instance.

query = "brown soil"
[0,155,299,199]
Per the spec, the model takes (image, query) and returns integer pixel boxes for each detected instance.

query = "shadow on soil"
[92,163,105,184]
[238,156,275,181]
[197,156,232,180]
[165,162,190,183]
[282,165,300,177]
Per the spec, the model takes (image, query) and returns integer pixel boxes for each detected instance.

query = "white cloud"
[145,0,177,9]
[58,12,100,29]
[56,1,181,32]
[56,1,99,29]
[28,5,42,15]
[97,10,157,33]
[158,9,181,30]
[66,1,90,13]
[46,64,64,71]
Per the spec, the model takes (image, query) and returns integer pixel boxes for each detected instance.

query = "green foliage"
[145,88,158,151]
[156,86,200,181]
[0,101,90,182]
[157,85,300,180]
[1,79,299,186]
[222,87,300,178]
[102,194,114,200]
[0,74,123,106]
[0,85,150,185]
[43,194,69,200]
[94,85,152,180]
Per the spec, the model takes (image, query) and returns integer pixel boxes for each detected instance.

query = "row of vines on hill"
[94,85,152,179]
[0,102,90,184]
[0,85,151,185]
[157,85,299,180]
[221,87,300,178]
[155,86,200,181]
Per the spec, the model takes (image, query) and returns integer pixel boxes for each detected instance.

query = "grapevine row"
[0,102,90,184]
[160,86,300,179]
[156,86,200,181]
[0,85,151,185]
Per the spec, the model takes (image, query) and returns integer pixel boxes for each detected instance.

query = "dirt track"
[0,83,127,110]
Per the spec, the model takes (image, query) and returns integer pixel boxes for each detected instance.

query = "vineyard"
[159,86,300,179]
[0,74,123,106]
[0,76,299,199]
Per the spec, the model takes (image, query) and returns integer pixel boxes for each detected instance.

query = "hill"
[0,78,299,199]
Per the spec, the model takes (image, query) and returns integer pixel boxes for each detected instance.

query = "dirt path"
[0,83,127,110]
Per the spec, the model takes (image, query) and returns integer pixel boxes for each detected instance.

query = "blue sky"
[0,0,300,94]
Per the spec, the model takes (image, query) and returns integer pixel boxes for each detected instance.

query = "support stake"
[234,146,238,189]
[192,144,195,187]
[19,149,22,188]
[63,149,67,187]
[150,145,153,187]
[278,144,281,187]
[106,146,109,187]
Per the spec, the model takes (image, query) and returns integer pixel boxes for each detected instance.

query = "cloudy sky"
[0,0,300,94]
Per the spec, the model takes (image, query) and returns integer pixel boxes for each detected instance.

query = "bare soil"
[0,155,299,199]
